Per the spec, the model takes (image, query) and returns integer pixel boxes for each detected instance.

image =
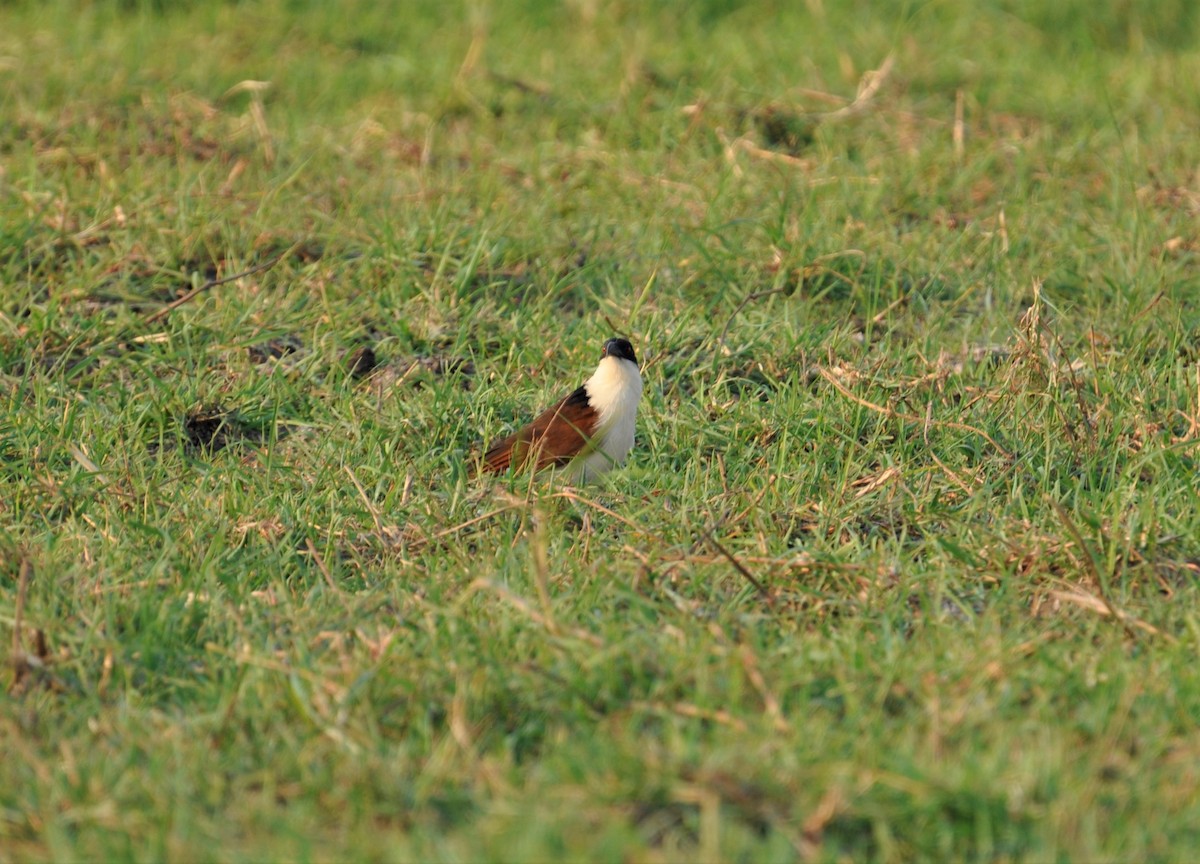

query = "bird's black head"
[602,337,637,364]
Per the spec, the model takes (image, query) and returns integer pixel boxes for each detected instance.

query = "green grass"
[4,0,1200,860]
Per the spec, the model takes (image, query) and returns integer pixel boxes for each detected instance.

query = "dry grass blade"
[1048,588,1171,641]
[550,489,647,536]
[432,506,523,541]
[304,537,344,596]
[1047,498,1154,642]
[461,579,604,647]
[67,444,110,485]
[344,465,386,535]
[818,366,1012,458]
[731,135,815,168]
[953,88,965,159]
[632,700,748,731]
[530,513,558,636]
[395,504,527,554]
[820,55,895,122]
[205,642,344,695]
[653,550,824,571]
[923,401,978,495]
[739,645,789,733]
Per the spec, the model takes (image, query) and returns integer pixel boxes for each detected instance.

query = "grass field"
[4,0,1200,860]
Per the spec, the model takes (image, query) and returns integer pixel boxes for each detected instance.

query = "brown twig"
[704,529,771,602]
[720,288,789,347]
[488,71,551,97]
[144,246,296,324]
[10,557,30,686]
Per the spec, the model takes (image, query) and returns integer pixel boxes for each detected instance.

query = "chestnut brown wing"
[479,386,598,475]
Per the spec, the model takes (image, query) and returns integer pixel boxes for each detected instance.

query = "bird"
[473,337,643,482]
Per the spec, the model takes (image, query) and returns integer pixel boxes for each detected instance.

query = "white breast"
[570,355,642,482]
